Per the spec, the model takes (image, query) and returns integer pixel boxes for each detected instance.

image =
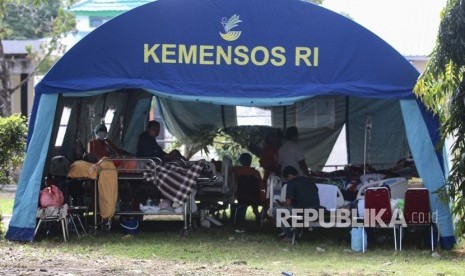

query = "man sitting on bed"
[137,120,184,162]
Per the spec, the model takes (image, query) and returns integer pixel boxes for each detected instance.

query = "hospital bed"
[88,158,195,235]
[356,177,408,200]
[266,175,355,228]
[266,175,346,214]
[195,157,235,219]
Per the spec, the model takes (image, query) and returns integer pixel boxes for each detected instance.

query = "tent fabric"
[7,0,456,247]
[59,90,152,157]
[157,97,237,141]
[6,94,58,241]
[400,100,455,249]
[35,0,418,103]
[270,97,409,170]
[346,98,408,167]
[271,96,347,170]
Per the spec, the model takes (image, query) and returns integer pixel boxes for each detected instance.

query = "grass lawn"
[2,199,464,275]
[29,218,465,275]
[0,191,14,215]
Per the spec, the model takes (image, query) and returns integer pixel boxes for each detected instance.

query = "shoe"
[280,236,292,243]
[278,232,286,238]
[100,219,112,232]
[122,234,134,240]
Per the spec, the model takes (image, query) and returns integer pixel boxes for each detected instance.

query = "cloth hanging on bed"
[68,159,118,219]
[144,160,205,204]
[316,184,339,211]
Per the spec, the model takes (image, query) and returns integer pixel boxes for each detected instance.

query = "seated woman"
[67,124,131,225]
[233,153,263,223]
[88,124,130,160]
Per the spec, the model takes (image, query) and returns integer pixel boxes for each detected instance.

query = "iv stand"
[87,104,98,233]
[363,116,372,175]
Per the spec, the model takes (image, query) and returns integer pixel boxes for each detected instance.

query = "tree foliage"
[414,0,465,237]
[0,114,27,184]
[3,0,62,39]
[0,0,75,116]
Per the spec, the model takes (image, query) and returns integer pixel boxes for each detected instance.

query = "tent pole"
[221,105,226,128]
[345,97,351,164]
[94,179,98,232]
[363,124,367,175]
[282,106,287,131]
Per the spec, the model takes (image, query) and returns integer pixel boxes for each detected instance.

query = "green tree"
[414,0,465,236]
[0,114,27,184]
[0,0,75,117]
[3,0,62,39]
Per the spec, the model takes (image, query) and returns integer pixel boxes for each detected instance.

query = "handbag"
[39,185,65,208]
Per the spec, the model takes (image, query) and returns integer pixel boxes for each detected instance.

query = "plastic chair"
[401,188,435,251]
[362,187,400,252]
[266,175,282,217]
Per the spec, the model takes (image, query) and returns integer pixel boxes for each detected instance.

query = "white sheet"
[316,184,339,211]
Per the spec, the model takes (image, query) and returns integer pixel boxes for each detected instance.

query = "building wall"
[71,12,118,42]
[410,59,428,74]
[10,74,35,117]
[76,15,90,30]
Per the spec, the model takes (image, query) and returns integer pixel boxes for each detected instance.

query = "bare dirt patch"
[0,241,267,276]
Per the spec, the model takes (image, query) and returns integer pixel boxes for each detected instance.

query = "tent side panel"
[271,96,347,170]
[123,93,153,154]
[347,99,407,168]
[6,94,59,242]
[400,99,456,249]
[25,93,41,147]
[157,97,237,140]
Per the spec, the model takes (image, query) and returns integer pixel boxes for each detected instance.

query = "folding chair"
[362,187,399,252]
[401,188,435,251]
[35,205,69,242]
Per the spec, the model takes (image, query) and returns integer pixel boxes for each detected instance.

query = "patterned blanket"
[144,160,205,204]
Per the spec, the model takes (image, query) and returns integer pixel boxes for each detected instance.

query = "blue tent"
[7,0,456,248]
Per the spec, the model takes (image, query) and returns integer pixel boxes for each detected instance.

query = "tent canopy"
[36,0,418,103]
[8,0,455,248]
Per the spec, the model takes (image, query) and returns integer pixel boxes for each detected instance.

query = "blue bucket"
[120,219,139,235]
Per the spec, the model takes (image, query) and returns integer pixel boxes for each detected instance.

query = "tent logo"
[220,14,242,41]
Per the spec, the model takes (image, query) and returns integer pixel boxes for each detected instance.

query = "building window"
[89,16,111,28]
